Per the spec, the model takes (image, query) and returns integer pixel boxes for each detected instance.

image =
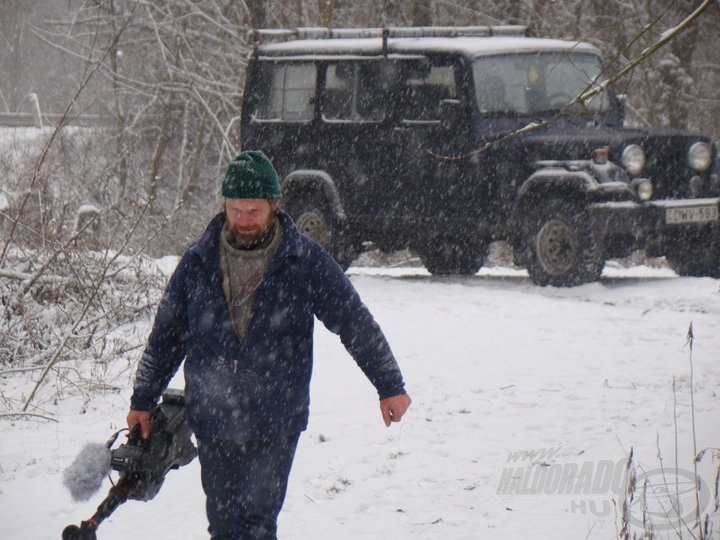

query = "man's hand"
[380,393,412,427]
[126,410,153,439]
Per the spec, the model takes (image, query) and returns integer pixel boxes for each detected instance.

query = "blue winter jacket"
[130,211,406,441]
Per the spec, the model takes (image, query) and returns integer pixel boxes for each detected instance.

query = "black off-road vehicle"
[240,26,719,286]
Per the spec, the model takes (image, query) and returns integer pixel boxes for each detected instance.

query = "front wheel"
[522,198,604,286]
[665,230,720,277]
[284,196,358,270]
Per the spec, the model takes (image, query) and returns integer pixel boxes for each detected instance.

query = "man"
[126,150,411,539]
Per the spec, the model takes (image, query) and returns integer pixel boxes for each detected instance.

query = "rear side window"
[321,62,388,122]
[252,62,316,122]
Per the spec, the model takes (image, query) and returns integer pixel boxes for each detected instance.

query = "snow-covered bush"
[0,245,167,413]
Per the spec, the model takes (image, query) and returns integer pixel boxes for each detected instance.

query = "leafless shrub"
[615,324,720,539]
[0,244,167,413]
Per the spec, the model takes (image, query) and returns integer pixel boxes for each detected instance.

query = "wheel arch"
[511,169,595,244]
[281,169,346,221]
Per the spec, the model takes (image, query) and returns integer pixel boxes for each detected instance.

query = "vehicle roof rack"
[248,25,528,45]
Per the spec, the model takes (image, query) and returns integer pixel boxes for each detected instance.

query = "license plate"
[665,204,719,225]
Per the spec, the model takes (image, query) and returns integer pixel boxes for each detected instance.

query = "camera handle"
[62,473,139,540]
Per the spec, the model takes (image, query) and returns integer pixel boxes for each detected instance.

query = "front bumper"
[589,197,720,252]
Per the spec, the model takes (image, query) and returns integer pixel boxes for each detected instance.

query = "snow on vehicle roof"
[256,36,602,59]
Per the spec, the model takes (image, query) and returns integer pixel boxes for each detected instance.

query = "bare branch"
[430,0,715,161]
[0,412,58,422]
[578,0,716,104]
[21,191,156,411]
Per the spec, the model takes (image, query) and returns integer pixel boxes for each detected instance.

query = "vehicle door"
[389,57,473,221]
[317,59,402,223]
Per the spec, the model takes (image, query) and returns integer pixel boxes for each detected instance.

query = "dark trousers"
[197,433,300,540]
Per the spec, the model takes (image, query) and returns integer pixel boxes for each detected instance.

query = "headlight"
[631,178,653,201]
[688,142,711,171]
[621,144,645,175]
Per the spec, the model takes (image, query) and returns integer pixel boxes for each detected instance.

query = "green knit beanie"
[221,150,282,199]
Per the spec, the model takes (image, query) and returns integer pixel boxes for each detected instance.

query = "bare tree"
[410,0,433,26]
[319,0,335,26]
[1,0,718,415]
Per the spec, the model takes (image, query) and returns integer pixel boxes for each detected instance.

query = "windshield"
[472,52,609,115]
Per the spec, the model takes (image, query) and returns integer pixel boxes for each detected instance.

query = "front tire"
[522,198,604,286]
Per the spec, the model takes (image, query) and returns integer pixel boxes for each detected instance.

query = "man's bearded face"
[225,199,279,247]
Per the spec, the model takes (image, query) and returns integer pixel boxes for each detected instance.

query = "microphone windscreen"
[62,442,112,501]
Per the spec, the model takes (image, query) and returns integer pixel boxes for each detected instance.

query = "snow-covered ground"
[1,261,719,539]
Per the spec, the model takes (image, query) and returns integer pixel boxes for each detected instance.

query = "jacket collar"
[267,211,305,274]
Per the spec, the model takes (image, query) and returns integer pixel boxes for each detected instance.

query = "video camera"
[62,389,196,540]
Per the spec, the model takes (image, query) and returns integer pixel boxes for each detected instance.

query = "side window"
[399,63,457,123]
[356,63,387,121]
[321,62,387,122]
[476,74,509,112]
[473,57,531,113]
[322,64,354,119]
[252,62,316,122]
